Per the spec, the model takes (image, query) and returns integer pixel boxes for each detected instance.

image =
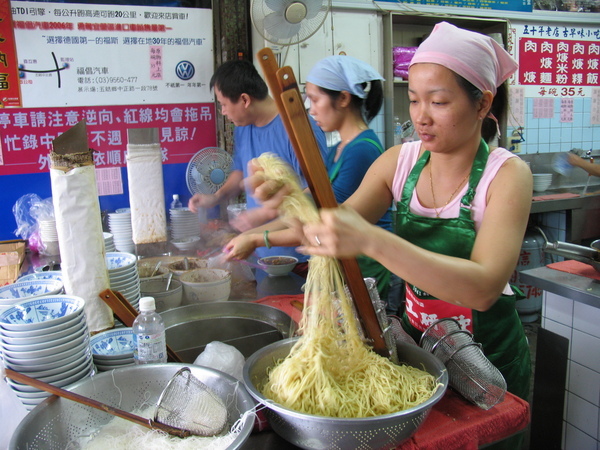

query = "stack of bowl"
[108,209,135,253]
[90,328,135,371]
[169,208,201,240]
[0,295,94,410]
[532,173,553,193]
[39,219,60,256]
[106,252,141,311]
[0,277,64,314]
[103,232,116,252]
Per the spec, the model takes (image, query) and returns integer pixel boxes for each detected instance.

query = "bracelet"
[263,230,271,249]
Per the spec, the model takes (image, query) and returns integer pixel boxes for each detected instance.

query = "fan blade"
[264,11,302,39]
[305,0,324,19]
[265,0,294,13]
[191,167,204,185]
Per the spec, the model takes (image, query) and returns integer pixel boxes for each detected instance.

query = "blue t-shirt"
[233,114,328,260]
[326,129,392,232]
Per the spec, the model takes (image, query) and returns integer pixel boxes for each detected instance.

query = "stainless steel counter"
[519,266,600,309]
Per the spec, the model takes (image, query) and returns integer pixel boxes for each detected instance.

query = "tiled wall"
[518,97,599,155]
[542,292,600,449]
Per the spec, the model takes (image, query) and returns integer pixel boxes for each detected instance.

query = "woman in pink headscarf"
[250,22,532,409]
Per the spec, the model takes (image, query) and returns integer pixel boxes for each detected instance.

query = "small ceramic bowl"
[179,268,232,304]
[167,257,209,279]
[0,295,85,331]
[0,279,64,307]
[17,271,63,284]
[258,256,299,277]
[171,236,202,253]
[140,278,183,313]
[90,328,134,359]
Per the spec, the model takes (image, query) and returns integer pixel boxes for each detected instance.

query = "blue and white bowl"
[106,252,137,273]
[90,328,134,360]
[0,279,64,310]
[17,271,63,284]
[0,295,85,331]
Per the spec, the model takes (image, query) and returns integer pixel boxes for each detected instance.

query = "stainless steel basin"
[160,301,297,362]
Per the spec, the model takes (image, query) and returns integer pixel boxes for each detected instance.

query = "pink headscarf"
[409,21,518,96]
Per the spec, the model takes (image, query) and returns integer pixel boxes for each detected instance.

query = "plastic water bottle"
[170,194,182,210]
[393,116,402,145]
[132,297,167,364]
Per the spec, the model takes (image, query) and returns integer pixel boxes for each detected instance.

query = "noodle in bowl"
[243,337,448,450]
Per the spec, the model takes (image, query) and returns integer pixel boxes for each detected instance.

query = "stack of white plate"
[533,173,553,193]
[90,328,135,371]
[108,209,135,253]
[103,232,116,252]
[169,208,201,240]
[0,295,94,410]
[39,219,60,256]
[0,278,64,314]
[106,252,141,312]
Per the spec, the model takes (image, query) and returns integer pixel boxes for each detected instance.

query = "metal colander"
[243,338,448,449]
[10,364,255,450]
[154,367,228,436]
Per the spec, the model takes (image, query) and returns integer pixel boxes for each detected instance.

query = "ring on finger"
[314,235,321,246]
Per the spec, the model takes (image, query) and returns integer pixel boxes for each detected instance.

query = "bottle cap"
[139,296,156,312]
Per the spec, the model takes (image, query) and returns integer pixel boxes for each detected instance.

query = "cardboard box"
[0,240,26,286]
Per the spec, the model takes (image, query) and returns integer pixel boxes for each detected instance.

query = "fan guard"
[186,147,233,195]
[251,0,331,46]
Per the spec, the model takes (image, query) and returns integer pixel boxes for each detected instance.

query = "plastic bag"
[12,194,56,255]
[194,341,245,381]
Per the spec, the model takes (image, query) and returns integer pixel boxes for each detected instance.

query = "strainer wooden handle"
[257,47,389,358]
[4,368,192,438]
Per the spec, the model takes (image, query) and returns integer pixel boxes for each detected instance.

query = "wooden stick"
[4,368,192,438]
[99,289,183,363]
[256,48,389,357]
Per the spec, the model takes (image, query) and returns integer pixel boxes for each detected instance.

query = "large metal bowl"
[10,364,255,449]
[243,338,448,450]
[161,302,298,361]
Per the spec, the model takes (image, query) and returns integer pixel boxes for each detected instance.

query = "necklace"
[429,159,470,218]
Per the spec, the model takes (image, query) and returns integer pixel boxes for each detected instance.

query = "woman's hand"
[223,234,260,261]
[245,159,292,210]
[299,205,374,258]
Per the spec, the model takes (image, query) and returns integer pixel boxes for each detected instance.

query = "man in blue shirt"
[189,59,328,269]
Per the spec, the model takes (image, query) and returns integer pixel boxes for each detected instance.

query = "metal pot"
[160,301,297,362]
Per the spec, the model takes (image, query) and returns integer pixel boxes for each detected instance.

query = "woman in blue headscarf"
[225,55,397,308]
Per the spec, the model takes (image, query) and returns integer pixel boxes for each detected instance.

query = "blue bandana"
[306,55,384,99]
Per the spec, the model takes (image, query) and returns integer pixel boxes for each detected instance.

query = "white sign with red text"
[11,1,213,107]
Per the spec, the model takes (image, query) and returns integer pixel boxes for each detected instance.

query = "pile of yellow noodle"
[254,153,439,418]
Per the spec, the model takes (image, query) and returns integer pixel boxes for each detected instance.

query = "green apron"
[395,140,531,400]
[329,137,391,302]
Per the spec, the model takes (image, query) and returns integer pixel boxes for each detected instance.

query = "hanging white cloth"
[50,165,113,333]
[126,143,168,245]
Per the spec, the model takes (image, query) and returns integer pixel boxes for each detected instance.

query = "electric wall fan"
[185,147,233,195]
[251,0,332,46]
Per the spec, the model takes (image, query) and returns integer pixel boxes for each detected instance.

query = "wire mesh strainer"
[154,367,228,436]
[419,318,507,410]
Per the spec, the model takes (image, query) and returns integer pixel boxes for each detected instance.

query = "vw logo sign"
[176,61,195,80]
